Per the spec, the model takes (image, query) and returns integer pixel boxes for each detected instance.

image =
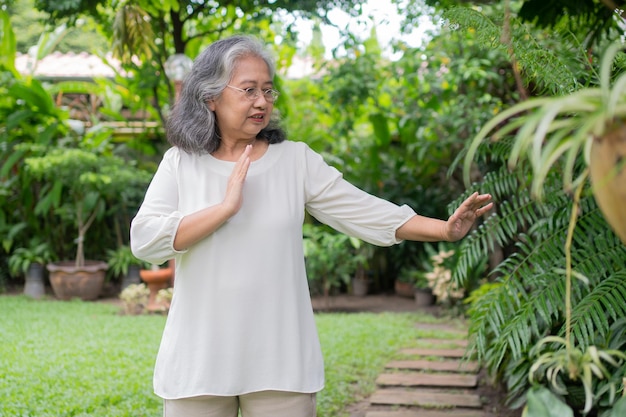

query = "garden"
[1,0,626,416]
[0,295,441,417]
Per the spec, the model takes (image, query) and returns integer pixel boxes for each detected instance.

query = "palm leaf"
[112,4,155,65]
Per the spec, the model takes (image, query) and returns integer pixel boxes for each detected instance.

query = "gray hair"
[166,35,286,154]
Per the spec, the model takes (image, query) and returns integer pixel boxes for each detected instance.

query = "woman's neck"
[212,138,268,161]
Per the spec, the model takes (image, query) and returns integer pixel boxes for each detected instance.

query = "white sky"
[289,0,437,59]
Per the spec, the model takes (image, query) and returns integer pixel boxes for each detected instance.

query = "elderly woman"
[130,34,492,417]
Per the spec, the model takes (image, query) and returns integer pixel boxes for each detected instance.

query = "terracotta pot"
[590,122,626,244]
[47,261,108,301]
[140,267,173,312]
[394,280,415,298]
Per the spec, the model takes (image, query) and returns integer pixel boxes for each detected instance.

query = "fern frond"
[443,7,503,49]
[513,39,581,95]
[487,268,565,363]
[445,5,587,96]
[568,264,626,349]
[467,277,529,365]
[451,168,560,285]
[569,209,626,282]
[467,189,626,381]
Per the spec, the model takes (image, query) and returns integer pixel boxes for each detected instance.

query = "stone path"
[355,322,495,417]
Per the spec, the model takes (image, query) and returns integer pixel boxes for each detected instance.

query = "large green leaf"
[0,10,16,73]
[606,396,626,417]
[34,23,69,63]
[8,81,56,115]
[523,386,574,417]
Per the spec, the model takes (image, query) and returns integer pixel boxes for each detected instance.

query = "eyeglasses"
[226,85,280,102]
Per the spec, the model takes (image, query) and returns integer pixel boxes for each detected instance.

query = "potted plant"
[7,239,54,299]
[25,147,143,300]
[396,267,434,306]
[140,263,174,312]
[395,266,417,298]
[303,224,363,307]
[107,244,150,290]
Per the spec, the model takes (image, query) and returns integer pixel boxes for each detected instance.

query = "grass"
[0,295,452,417]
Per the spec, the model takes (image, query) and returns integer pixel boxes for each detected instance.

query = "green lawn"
[0,295,442,417]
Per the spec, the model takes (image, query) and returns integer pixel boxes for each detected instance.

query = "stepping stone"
[419,338,469,348]
[400,348,467,358]
[377,372,478,388]
[365,410,489,417]
[370,388,483,408]
[386,359,480,373]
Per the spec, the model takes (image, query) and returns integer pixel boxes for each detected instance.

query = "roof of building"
[15,51,124,79]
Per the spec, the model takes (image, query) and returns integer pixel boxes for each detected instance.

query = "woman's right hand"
[222,144,252,216]
[172,145,252,251]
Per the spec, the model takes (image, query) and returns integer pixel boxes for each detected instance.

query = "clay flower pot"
[140,267,173,312]
[47,261,108,301]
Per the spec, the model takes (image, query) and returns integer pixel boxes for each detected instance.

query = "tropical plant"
[0,10,72,288]
[464,42,626,243]
[106,244,150,279]
[454,40,626,415]
[7,239,54,277]
[396,266,429,289]
[302,223,366,303]
[523,179,626,416]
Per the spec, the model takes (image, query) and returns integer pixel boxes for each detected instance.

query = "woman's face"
[208,55,274,143]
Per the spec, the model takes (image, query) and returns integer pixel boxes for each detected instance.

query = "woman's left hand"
[445,192,493,241]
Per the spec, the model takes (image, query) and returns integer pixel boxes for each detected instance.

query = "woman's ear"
[207,99,216,111]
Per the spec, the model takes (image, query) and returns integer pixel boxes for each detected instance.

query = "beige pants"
[163,390,317,417]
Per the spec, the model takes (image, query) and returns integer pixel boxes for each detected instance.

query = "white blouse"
[130,140,415,399]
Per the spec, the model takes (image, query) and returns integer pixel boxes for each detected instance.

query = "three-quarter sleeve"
[303,145,416,246]
[130,148,187,265]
